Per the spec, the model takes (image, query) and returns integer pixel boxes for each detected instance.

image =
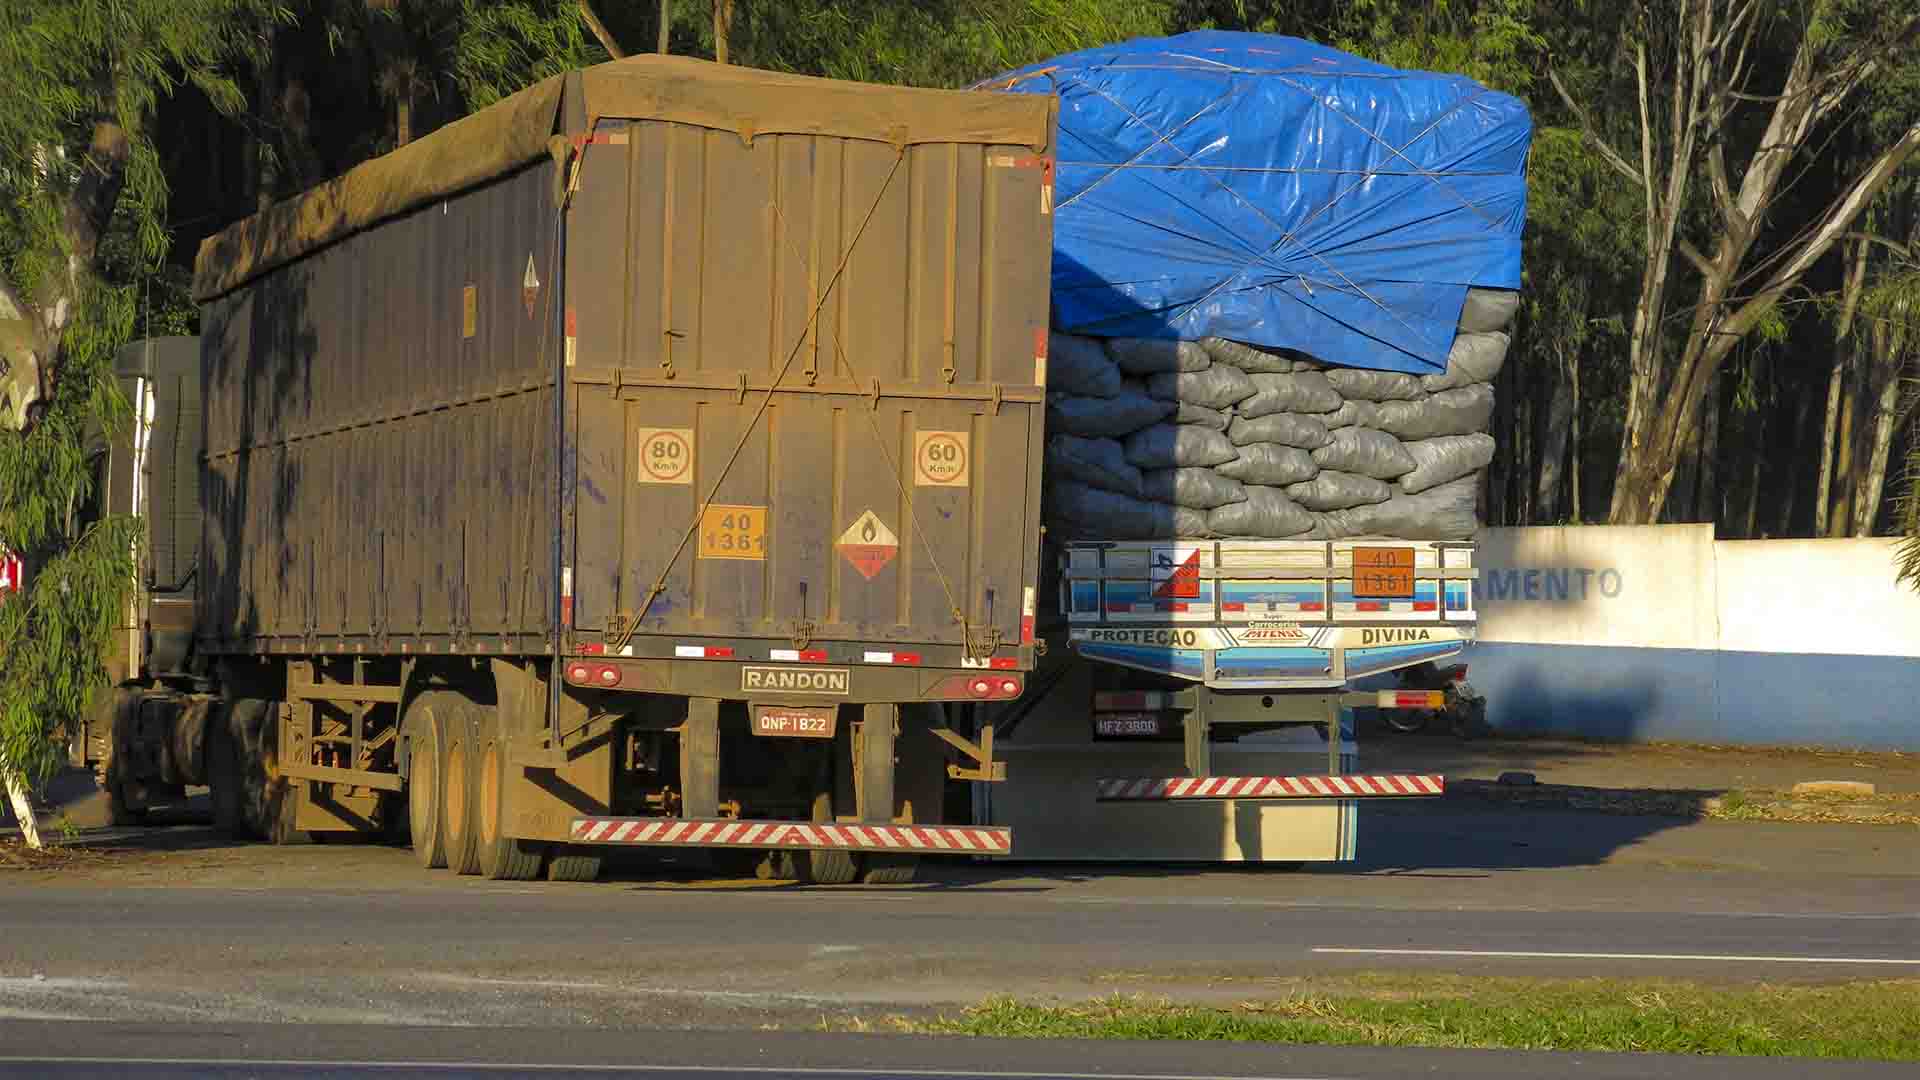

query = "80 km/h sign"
[636,428,695,485]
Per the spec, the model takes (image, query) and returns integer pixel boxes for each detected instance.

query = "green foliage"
[452,0,603,108]
[0,0,283,784]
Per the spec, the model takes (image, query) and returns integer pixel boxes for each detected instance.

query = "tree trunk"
[1779,389,1814,536]
[713,0,734,64]
[1817,237,1872,535]
[1570,352,1582,522]
[1696,369,1721,525]
[1534,347,1574,523]
[1829,350,1864,535]
[1855,369,1905,535]
[657,0,672,53]
[5,766,42,850]
[1814,355,1846,535]
[1741,382,1766,538]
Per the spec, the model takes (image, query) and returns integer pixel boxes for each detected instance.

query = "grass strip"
[854,976,1920,1061]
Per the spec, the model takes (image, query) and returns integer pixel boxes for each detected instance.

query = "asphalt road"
[0,1023,1912,1080]
[2,801,1915,1073]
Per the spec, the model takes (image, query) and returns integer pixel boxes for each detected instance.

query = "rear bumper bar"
[1096,773,1444,801]
[569,817,1012,856]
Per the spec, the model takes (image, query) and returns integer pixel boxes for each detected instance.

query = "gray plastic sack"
[1215,443,1319,485]
[1048,332,1123,398]
[1399,433,1496,494]
[1459,288,1520,333]
[1142,468,1248,509]
[1147,366,1258,409]
[1048,391,1174,439]
[1123,423,1240,469]
[1321,399,1381,430]
[1421,331,1510,392]
[1236,371,1344,417]
[1312,427,1417,480]
[1227,412,1332,450]
[1197,337,1294,374]
[1286,470,1394,511]
[1046,434,1143,498]
[1174,401,1230,430]
[1047,480,1213,540]
[1207,487,1315,539]
[1108,337,1212,375]
[1312,474,1480,541]
[1325,368,1426,402]
[1373,384,1496,441]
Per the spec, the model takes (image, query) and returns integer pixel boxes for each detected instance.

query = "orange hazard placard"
[837,510,899,580]
[1353,546,1415,598]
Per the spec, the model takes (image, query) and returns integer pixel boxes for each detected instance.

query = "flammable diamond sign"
[837,510,899,581]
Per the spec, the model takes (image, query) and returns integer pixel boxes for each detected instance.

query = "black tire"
[1383,708,1429,735]
[547,847,604,882]
[800,790,860,885]
[207,721,245,841]
[475,715,544,881]
[441,705,481,875]
[404,694,452,869]
[246,699,309,846]
[860,854,919,885]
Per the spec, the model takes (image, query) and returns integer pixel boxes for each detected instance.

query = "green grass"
[863,977,1920,1061]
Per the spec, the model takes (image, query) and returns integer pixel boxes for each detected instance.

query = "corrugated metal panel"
[199,163,561,655]
[565,115,1052,658]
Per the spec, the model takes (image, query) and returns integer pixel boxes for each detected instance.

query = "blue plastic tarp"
[978,32,1532,374]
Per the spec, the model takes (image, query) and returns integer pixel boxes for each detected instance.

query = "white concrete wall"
[1713,538,1920,657]
[1469,526,1920,749]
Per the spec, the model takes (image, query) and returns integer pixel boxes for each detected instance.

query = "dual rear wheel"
[404,692,596,883]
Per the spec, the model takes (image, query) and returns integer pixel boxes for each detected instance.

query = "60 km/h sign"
[913,430,970,487]
[636,428,694,485]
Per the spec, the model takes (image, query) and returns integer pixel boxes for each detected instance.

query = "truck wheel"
[475,716,544,881]
[800,790,860,885]
[547,847,603,882]
[250,700,309,845]
[860,854,918,885]
[441,705,482,875]
[404,694,452,869]
[207,724,245,841]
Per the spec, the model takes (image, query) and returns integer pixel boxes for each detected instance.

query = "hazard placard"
[699,505,766,560]
[913,430,970,487]
[636,428,694,484]
[1151,545,1202,599]
[837,510,899,581]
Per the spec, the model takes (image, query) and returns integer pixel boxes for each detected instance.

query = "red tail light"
[1452,666,1469,682]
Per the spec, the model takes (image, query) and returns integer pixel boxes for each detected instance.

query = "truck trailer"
[79,55,1058,883]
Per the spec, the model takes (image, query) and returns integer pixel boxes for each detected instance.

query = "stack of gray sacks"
[1043,289,1516,541]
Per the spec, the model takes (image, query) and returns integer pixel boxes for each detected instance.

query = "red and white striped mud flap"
[568,817,1013,856]
[1095,774,1445,801]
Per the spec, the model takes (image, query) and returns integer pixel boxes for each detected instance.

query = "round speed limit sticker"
[636,428,694,484]
[913,430,970,487]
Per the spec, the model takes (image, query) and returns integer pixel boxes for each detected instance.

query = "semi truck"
[76,55,1058,882]
[79,45,1490,876]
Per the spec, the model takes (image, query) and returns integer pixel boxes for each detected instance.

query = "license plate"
[751,705,838,739]
[1094,712,1164,737]
[1353,546,1415,599]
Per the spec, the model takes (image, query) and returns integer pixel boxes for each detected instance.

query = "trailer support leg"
[681,698,720,820]
[857,704,896,823]
[1184,686,1211,779]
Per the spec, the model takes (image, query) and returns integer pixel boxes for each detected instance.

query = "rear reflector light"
[970,678,994,697]
[568,664,592,683]
[578,643,605,655]
[1379,690,1444,709]
[864,651,921,665]
[989,657,1018,670]
[674,646,734,659]
[598,666,621,686]
[999,679,1020,696]
[567,663,622,687]
[771,649,830,662]
[1452,666,1469,682]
